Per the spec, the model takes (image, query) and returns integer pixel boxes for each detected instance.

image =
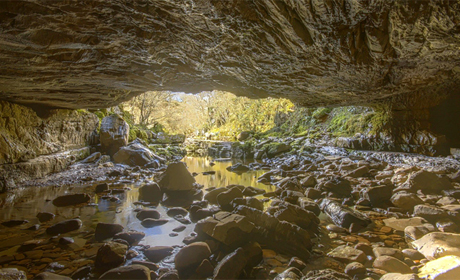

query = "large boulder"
[52,193,90,207]
[100,114,129,157]
[138,183,162,204]
[213,243,262,280]
[113,231,145,246]
[113,141,163,167]
[157,162,196,191]
[144,246,174,263]
[364,185,393,208]
[372,256,412,274]
[320,199,371,232]
[400,171,453,194]
[318,177,352,198]
[95,223,124,241]
[418,255,460,280]
[95,242,128,270]
[412,232,460,260]
[174,242,211,272]
[234,205,313,261]
[390,192,423,212]
[195,212,254,246]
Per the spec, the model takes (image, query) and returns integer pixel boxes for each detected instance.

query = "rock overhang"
[0,0,459,109]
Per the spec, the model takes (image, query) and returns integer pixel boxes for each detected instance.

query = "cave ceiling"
[0,0,459,109]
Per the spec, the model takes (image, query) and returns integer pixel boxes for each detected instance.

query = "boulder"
[418,255,460,280]
[52,193,91,207]
[327,245,367,264]
[95,183,109,193]
[95,223,124,241]
[412,232,460,260]
[217,187,244,210]
[319,177,352,198]
[46,219,82,235]
[139,183,162,203]
[233,205,313,261]
[1,220,28,227]
[113,231,145,246]
[195,212,254,246]
[95,241,128,270]
[36,212,55,223]
[344,262,366,277]
[405,223,437,242]
[266,143,291,158]
[274,267,303,280]
[413,204,449,223]
[373,256,412,274]
[141,218,168,228]
[364,185,393,207]
[270,202,319,231]
[390,192,424,212]
[242,186,266,197]
[232,197,264,211]
[213,248,247,280]
[320,199,371,232]
[298,198,321,216]
[373,247,404,261]
[383,217,428,232]
[204,187,228,204]
[174,242,211,271]
[402,171,453,194]
[347,166,369,178]
[157,162,196,191]
[113,141,162,167]
[99,264,151,280]
[167,207,188,217]
[226,163,250,173]
[144,246,174,263]
[100,114,129,157]
[136,209,161,221]
[300,175,317,189]
[237,131,251,141]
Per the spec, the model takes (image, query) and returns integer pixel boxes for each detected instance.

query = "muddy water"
[0,157,273,254]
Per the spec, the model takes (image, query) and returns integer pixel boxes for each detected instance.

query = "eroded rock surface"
[0,1,459,109]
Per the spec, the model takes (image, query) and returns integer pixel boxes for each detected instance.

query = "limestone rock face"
[100,114,129,157]
[0,101,98,164]
[0,1,459,109]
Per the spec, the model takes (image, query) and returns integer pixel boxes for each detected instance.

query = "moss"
[312,107,332,120]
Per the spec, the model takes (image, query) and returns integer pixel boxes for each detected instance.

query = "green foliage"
[312,107,332,120]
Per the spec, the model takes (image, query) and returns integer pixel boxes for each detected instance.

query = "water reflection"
[183,156,275,193]
[0,157,274,252]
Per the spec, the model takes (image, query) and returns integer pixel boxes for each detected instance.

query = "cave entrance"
[429,94,460,148]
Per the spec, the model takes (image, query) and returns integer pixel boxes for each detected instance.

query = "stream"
[0,157,274,254]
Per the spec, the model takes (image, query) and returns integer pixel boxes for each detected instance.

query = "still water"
[0,157,274,252]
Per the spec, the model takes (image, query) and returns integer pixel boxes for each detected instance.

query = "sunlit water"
[0,157,274,253]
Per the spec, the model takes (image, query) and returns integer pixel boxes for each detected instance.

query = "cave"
[0,1,460,279]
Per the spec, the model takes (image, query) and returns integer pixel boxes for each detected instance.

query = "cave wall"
[0,101,99,165]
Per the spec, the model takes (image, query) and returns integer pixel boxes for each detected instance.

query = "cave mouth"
[430,94,460,148]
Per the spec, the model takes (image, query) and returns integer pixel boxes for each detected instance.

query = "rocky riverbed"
[1,144,460,279]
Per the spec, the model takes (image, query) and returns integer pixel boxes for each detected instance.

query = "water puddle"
[0,157,274,252]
